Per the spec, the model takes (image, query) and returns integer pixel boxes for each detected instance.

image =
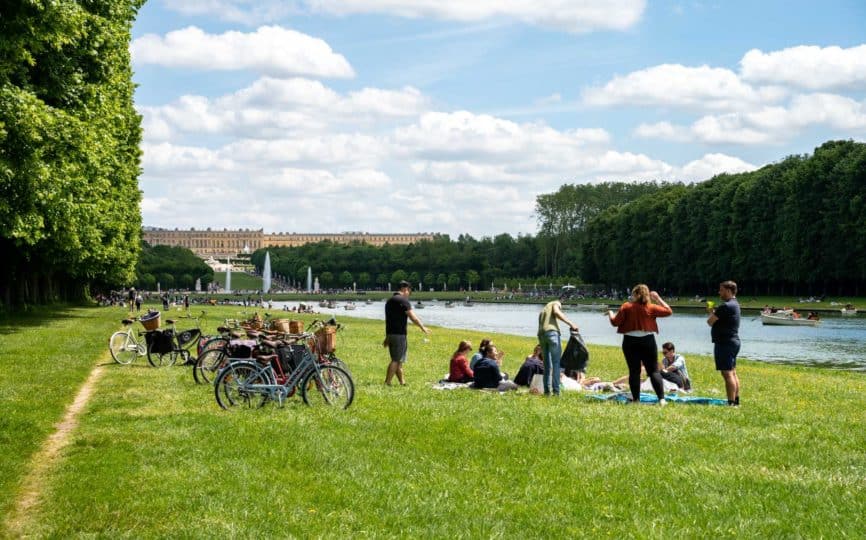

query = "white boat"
[344,302,356,310]
[414,301,425,309]
[444,301,455,308]
[841,305,858,316]
[761,313,820,327]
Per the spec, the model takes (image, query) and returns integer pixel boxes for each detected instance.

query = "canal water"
[273,300,866,371]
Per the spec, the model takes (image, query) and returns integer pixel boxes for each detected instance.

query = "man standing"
[384,280,430,385]
[707,280,741,406]
[537,296,579,395]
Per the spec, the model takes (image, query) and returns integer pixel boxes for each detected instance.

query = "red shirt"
[610,302,672,334]
[448,353,474,382]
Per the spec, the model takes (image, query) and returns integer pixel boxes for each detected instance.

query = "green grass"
[3,306,866,537]
[212,271,263,292]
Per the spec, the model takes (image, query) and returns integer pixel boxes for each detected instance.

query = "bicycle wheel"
[214,362,268,410]
[323,354,350,375]
[301,365,354,409]
[194,348,227,384]
[109,331,137,365]
[147,342,178,367]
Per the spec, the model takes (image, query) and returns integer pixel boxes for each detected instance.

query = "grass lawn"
[3,305,865,537]
[211,271,263,292]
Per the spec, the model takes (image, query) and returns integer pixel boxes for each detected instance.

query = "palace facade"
[142,227,437,258]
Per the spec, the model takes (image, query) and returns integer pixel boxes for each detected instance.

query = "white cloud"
[139,77,428,140]
[741,44,866,90]
[583,64,786,110]
[679,153,757,181]
[131,26,354,78]
[637,94,866,145]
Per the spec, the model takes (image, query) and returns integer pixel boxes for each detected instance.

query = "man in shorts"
[383,280,430,385]
[707,280,741,406]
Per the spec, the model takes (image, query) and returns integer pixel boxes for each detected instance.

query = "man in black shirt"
[707,280,741,406]
[384,281,430,385]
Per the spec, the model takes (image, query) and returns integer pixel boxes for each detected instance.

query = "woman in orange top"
[608,284,673,404]
[447,340,474,383]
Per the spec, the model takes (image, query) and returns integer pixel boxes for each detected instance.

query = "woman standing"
[608,284,672,404]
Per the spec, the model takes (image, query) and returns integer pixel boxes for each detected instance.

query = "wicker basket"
[289,320,304,334]
[140,311,161,331]
[315,325,337,354]
[272,319,291,333]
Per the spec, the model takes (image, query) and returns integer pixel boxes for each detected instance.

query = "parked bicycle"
[214,319,353,409]
[146,311,205,367]
[108,317,147,365]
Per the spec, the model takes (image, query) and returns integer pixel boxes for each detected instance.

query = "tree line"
[582,140,866,295]
[251,234,580,291]
[1,1,144,309]
[135,244,214,292]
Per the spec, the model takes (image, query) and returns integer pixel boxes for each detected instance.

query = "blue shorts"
[714,340,740,371]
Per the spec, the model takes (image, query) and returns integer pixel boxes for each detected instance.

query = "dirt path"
[3,358,108,537]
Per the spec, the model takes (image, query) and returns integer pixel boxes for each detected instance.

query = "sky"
[131,0,866,238]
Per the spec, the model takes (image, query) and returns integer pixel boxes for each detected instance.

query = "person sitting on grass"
[447,340,474,383]
[472,343,517,392]
[660,342,691,391]
[469,338,491,370]
[514,344,544,387]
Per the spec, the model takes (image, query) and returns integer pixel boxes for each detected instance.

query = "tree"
[448,273,461,290]
[358,272,371,289]
[424,272,435,289]
[465,270,479,291]
[1,1,145,307]
[340,271,353,288]
[320,271,334,288]
[391,269,407,285]
[437,273,448,290]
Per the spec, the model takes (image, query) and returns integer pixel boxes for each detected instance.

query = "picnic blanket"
[587,392,728,406]
[432,380,473,390]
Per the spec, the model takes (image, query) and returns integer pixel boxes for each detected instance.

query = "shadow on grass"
[0,303,101,335]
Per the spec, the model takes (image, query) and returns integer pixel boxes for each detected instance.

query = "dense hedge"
[582,140,866,295]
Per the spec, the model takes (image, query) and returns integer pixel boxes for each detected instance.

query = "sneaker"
[658,399,667,407]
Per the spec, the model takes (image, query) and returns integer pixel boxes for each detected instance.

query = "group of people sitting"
[445,338,691,394]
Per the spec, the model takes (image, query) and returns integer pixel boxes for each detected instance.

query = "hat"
[398,280,412,290]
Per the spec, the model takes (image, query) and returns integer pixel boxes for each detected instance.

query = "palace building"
[142,227,437,259]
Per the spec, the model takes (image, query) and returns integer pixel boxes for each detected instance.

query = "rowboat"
[841,305,858,316]
[761,313,819,327]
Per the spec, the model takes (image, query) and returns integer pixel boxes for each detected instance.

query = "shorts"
[385,334,408,363]
[714,340,740,371]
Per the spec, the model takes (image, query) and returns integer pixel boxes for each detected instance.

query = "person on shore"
[127,287,136,313]
[707,280,741,406]
[383,280,430,385]
[607,284,672,405]
[514,345,544,387]
[660,342,691,391]
[538,296,580,395]
[469,338,491,370]
[447,340,474,383]
[135,292,143,312]
[472,343,517,392]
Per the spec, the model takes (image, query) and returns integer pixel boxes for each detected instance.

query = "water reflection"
[273,300,866,371]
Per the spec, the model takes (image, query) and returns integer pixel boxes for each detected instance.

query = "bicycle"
[214,320,353,409]
[192,321,248,384]
[109,317,147,365]
[146,311,205,367]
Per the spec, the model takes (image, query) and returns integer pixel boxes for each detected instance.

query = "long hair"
[632,284,650,304]
[477,338,491,353]
[452,340,472,358]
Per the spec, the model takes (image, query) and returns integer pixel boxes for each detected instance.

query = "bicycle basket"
[140,311,161,331]
[277,344,306,373]
[146,329,174,354]
[227,339,257,358]
[314,325,337,354]
[272,318,291,333]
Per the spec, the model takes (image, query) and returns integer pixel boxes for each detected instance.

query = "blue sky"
[131,0,866,237]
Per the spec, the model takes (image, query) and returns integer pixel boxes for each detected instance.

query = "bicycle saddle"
[255,353,278,364]
[121,319,134,325]
[166,319,176,325]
